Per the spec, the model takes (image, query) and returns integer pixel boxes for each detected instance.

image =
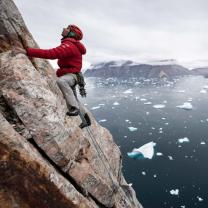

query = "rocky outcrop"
[84,60,190,79]
[0,0,142,207]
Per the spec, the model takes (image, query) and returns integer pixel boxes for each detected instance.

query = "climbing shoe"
[79,113,91,129]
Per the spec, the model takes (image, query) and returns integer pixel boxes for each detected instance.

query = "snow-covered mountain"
[84,60,190,79]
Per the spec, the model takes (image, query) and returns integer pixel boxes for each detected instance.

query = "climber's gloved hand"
[11,47,27,56]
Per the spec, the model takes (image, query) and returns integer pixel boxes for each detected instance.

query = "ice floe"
[156,152,163,156]
[167,156,173,160]
[91,106,101,110]
[170,189,179,195]
[153,104,166,109]
[113,102,120,105]
[176,102,193,110]
[178,137,190,143]
[200,89,207,93]
[144,102,152,105]
[127,141,156,159]
[197,196,203,202]
[99,119,107,123]
[123,89,133,94]
[142,171,146,175]
[128,127,138,131]
[200,141,206,145]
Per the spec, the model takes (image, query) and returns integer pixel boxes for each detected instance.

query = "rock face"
[84,60,190,79]
[0,0,142,208]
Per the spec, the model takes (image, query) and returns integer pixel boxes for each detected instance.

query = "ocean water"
[82,76,208,208]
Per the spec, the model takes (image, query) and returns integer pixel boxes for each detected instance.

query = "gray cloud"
[14,0,208,68]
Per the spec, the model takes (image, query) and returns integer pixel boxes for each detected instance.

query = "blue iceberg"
[127,141,156,159]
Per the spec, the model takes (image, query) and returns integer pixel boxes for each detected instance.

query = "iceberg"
[170,189,179,195]
[176,102,193,110]
[91,106,101,110]
[178,137,190,143]
[127,141,156,159]
[153,104,166,109]
[123,89,133,94]
[200,89,207,93]
[128,127,138,132]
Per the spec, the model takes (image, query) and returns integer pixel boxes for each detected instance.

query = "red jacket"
[26,38,86,77]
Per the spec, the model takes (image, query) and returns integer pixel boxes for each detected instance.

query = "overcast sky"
[14,0,208,69]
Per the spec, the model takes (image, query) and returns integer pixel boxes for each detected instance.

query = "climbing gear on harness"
[74,72,87,97]
[66,110,79,116]
[79,113,91,129]
[66,106,79,116]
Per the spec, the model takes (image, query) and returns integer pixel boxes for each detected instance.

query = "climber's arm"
[26,44,73,60]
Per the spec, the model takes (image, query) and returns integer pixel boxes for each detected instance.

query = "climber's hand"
[12,47,27,56]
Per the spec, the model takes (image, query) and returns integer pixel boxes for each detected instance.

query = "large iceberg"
[127,141,156,159]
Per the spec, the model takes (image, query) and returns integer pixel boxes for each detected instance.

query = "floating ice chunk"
[142,171,146,175]
[156,152,163,156]
[99,119,107,123]
[153,104,166,109]
[91,106,101,110]
[146,112,150,115]
[98,103,105,106]
[153,174,157,178]
[203,85,208,89]
[125,119,130,122]
[113,102,120,105]
[178,137,190,143]
[161,117,166,120]
[181,205,185,208]
[123,89,133,94]
[187,98,192,102]
[144,102,152,105]
[200,141,206,145]
[197,196,203,202]
[140,98,147,101]
[168,156,173,160]
[176,90,185,93]
[200,89,207,93]
[165,123,169,125]
[128,127,138,132]
[163,100,167,103]
[170,189,179,195]
[127,141,156,159]
[176,102,193,110]
[84,103,88,106]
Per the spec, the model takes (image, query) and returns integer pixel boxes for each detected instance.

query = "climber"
[12,24,91,129]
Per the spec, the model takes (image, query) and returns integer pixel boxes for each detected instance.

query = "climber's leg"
[56,74,79,114]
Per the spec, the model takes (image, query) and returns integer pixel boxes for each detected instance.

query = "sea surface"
[82,75,208,208]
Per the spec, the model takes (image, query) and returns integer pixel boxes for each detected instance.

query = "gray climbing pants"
[56,73,86,114]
